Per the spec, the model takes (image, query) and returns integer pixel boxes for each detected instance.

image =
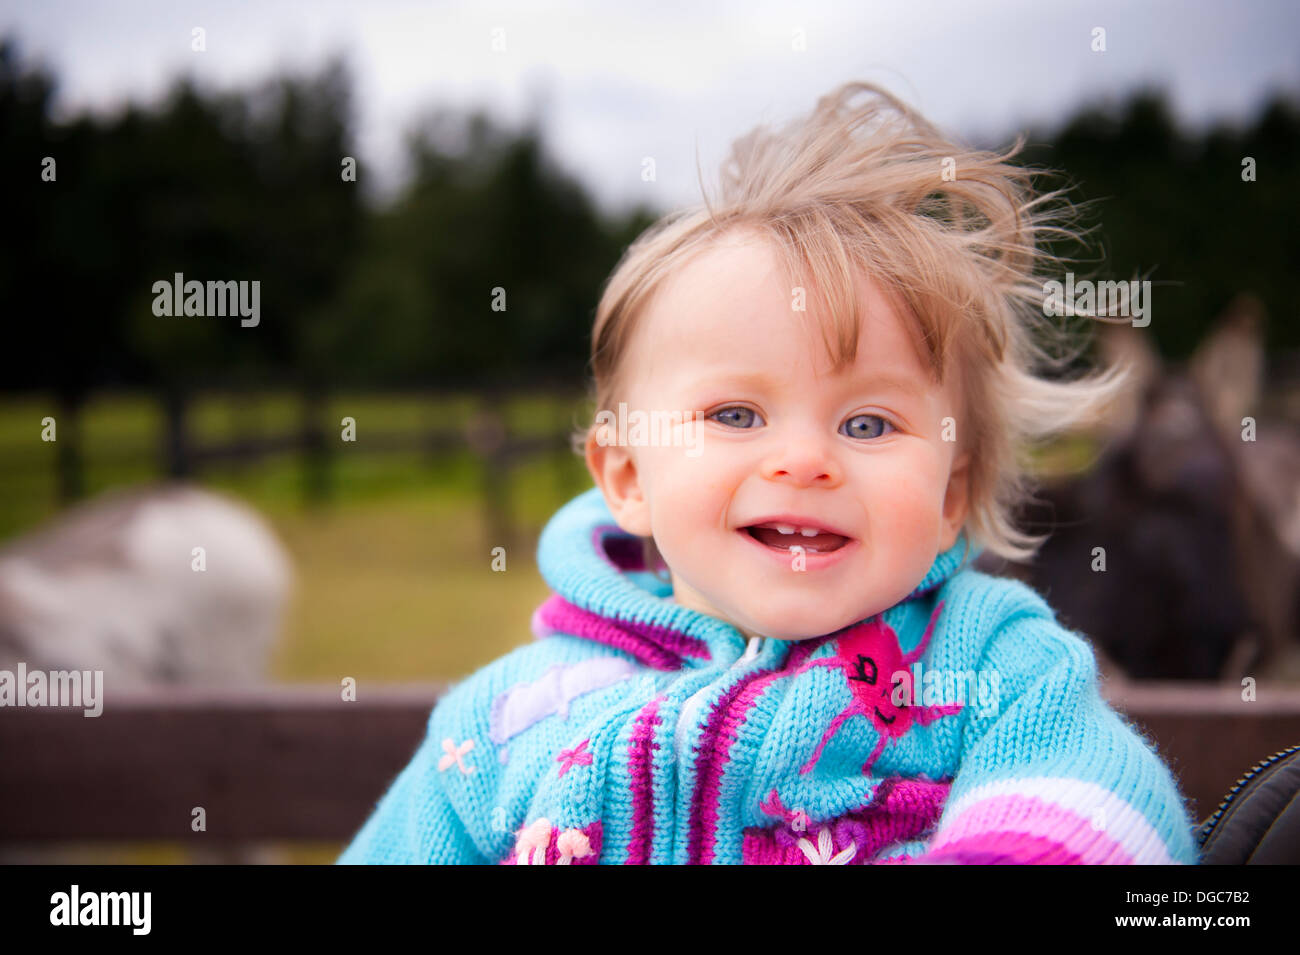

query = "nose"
[760,434,842,488]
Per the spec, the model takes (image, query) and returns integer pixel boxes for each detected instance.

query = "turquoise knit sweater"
[337,486,1201,864]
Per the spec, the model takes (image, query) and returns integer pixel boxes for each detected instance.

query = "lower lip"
[737,528,859,571]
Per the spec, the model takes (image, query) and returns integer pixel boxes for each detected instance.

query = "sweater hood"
[531,486,982,669]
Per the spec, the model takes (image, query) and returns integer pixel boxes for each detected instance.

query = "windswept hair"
[574,81,1135,562]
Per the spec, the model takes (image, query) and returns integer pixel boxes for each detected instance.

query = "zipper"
[672,634,770,864]
[1196,741,1300,847]
[673,635,764,756]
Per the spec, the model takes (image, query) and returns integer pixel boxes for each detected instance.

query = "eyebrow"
[692,370,927,398]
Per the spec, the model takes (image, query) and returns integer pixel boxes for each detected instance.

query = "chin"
[743,609,863,642]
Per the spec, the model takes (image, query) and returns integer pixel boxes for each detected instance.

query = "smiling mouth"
[742,524,851,553]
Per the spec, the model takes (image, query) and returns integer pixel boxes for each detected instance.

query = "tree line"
[3,37,1297,411]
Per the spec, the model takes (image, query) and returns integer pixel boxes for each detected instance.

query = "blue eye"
[842,414,894,440]
[710,406,764,429]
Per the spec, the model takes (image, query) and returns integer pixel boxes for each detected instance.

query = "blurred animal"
[0,482,290,685]
[975,296,1300,682]
[0,482,294,862]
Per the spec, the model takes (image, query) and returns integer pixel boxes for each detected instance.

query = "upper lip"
[739,515,854,539]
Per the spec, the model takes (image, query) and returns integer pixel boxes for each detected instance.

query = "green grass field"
[1,390,595,677]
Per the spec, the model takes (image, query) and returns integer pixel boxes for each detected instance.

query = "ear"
[585,423,653,537]
[939,450,972,551]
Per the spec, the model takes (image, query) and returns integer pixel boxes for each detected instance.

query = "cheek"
[650,440,741,493]
[852,448,949,527]
[644,454,736,547]
[639,446,700,497]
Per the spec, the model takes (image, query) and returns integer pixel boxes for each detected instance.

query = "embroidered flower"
[556,738,594,777]
[437,737,476,775]
[796,827,857,865]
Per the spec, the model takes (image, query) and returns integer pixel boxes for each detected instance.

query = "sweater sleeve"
[335,696,488,865]
[900,605,1201,865]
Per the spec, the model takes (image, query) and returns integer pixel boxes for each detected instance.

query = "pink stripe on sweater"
[886,830,1087,864]
[924,794,1134,864]
[625,697,664,864]
[687,638,837,864]
[533,593,711,670]
[688,672,771,864]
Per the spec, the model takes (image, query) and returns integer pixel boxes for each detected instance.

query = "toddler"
[338,81,1201,865]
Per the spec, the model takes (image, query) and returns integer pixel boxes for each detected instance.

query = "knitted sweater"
[337,486,1201,865]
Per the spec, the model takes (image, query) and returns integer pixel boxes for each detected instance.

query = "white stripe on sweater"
[933,776,1179,864]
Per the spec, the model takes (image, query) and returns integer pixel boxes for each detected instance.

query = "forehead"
[628,231,934,394]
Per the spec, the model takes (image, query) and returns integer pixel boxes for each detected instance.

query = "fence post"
[54,390,85,503]
[466,391,510,555]
[161,385,191,480]
[301,385,331,506]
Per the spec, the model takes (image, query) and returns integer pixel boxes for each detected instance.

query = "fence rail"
[8,384,591,550]
[2,682,1298,847]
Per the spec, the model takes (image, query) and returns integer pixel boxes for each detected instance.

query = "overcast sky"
[4,0,1298,214]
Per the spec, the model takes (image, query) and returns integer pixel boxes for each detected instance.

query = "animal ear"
[1091,321,1162,447]
[1188,294,1266,441]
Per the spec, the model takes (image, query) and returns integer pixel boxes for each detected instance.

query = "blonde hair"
[573,81,1137,563]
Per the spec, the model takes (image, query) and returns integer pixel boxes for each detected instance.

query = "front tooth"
[800,527,819,537]
[774,524,796,535]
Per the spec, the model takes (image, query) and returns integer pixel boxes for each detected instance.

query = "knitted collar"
[531,486,980,669]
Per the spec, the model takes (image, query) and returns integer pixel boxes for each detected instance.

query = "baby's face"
[588,229,971,641]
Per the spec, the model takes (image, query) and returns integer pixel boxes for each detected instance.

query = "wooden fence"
[2,682,1298,847]
[35,384,590,551]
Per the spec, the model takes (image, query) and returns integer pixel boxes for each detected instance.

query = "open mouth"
[742,522,851,554]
